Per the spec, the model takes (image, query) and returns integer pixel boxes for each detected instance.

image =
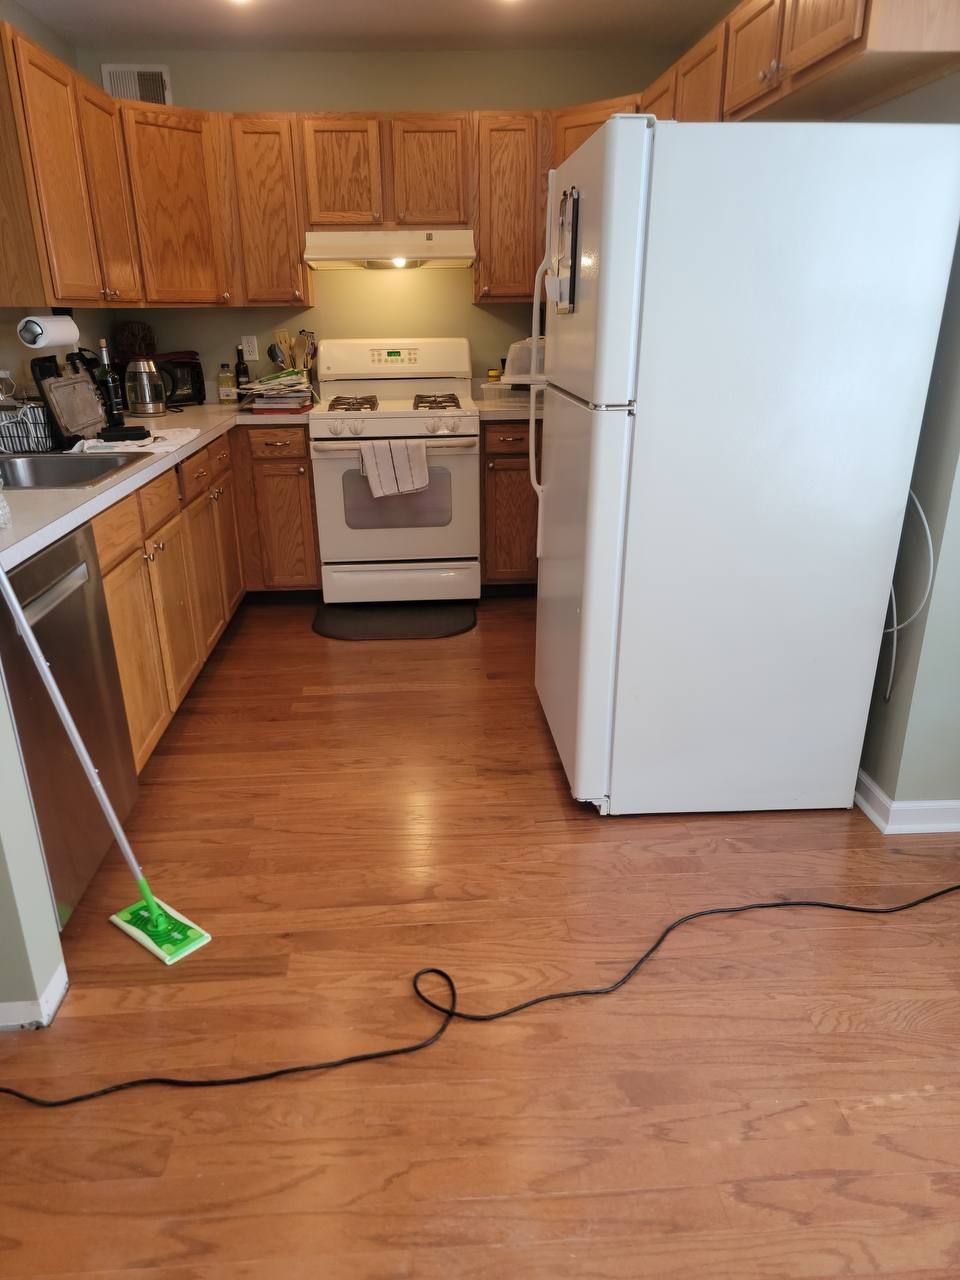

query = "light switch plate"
[241,335,259,362]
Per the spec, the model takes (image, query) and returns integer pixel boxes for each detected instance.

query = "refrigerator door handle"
[529,168,555,558]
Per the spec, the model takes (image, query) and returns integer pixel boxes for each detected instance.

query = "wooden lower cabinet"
[253,459,320,588]
[183,490,226,656]
[213,469,244,615]
[482,423,539,585]
[145,509,203,710]
[101,547,172,771]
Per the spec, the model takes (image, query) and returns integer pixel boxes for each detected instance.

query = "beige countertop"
[0,406,235,572]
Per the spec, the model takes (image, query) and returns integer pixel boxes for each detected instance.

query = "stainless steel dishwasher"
[0,524,137,927]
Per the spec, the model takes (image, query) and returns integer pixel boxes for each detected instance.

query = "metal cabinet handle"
[293,289,303,301]
[217,450,228,461]
[265,440,291,448]
[297,466,305,474]
[498,436,521,442]
[195,468,208,478]
[487,461,495,469]
[758,69,768,81]
[210,489,220,502]
[153,540,165,552]
[218,292,231,304]
[144,551,155,562]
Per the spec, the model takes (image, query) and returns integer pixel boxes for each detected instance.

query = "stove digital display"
[386,351,401,358]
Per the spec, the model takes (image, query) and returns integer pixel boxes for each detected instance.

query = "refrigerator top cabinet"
[542,114,653,408]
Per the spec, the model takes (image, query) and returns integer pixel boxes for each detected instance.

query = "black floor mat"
[312,600,477,641]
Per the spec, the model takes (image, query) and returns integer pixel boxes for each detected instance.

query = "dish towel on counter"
[360,440,429,498]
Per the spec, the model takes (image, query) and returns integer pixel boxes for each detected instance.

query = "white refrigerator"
[531,116,960,816]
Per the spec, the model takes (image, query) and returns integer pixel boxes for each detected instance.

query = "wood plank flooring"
[2,594,960,1279]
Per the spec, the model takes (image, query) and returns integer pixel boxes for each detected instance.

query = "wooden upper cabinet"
[781,0,866,75]
[476,113,537,302]
[552,95,637,165]
[232,114,306,305]
[13,35,103,303]
[391,114,469,225]
[640,68,678,120]
[301,115,383,225]
[122,103,229,304]
[724,0,785,113]
[675,23,729,121]
[75,79,142,303]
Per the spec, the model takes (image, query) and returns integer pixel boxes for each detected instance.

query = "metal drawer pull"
[194,468,208,478]
[265,440,292,448]
[497,436,522,442]
[298,466,305,474]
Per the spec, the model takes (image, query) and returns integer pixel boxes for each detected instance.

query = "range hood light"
[304,229,476,270]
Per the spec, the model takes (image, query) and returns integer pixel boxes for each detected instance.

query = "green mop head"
[110,897,211,966]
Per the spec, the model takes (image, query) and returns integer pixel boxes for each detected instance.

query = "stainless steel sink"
[0,452,144,489]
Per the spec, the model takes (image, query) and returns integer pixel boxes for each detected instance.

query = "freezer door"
[535,386,632,804]
[543,115,653,408]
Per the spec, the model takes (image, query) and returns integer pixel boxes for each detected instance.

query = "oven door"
[312,436,479,563]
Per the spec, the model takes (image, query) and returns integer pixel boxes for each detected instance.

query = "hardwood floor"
[2,595,960,1279]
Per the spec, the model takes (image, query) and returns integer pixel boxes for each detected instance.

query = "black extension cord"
[3,882,959,1109]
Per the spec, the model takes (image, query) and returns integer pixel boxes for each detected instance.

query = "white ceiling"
[19,0,732,52]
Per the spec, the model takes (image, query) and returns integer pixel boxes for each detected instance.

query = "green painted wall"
[857,73,960,805]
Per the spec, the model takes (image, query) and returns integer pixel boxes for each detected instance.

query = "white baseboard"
[0,961,68,1031]
[856,770,960,835]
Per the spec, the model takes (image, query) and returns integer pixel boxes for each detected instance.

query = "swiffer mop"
[0,560,210,965]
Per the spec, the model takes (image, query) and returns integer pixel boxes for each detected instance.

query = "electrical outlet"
[241,335,259,363]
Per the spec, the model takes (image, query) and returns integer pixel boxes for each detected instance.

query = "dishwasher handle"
[22,563,90,629]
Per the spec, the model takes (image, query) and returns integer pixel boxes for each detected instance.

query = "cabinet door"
[102,549,172,772]
[145,511,203,709]
[183,491,226,657]
[13,35,103,302]
[640,69,678,120]
[213,468,245,617]
[781,0,866,75]
[484,455,538,584]
[301,115,383,225]
[75,79,143,303]
[253,460,319,588]
[675,23,729,121]
[232,114,306,305]
[552,96,638,166]
[476,113,537,302]
[122,104,229,304]
[725,0,785,113]
[391,114,469,225]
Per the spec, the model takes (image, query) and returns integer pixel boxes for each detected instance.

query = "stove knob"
[329,420,343,436]
[448,417,461,433]
[349,421,364,436]
[426,420,441,434]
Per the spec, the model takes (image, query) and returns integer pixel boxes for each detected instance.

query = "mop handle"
[0,559,159,918]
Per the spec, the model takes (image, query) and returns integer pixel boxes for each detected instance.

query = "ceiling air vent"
[101,64,172,105]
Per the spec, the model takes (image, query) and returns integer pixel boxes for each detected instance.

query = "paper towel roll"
[17,315,81,349]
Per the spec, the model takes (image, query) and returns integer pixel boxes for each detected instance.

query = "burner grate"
[329,395,379,411]
[413,394,461,411]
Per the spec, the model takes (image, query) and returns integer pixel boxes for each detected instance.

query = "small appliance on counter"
[155,351,205,406]
[125,359,166,416]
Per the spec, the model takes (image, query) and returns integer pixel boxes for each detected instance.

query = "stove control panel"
[371,347,418,367]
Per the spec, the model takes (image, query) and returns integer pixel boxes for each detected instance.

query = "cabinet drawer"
[179,447,212,502]
[138,468,180,535]
[248,427,307,459]
[484,424,529,455]
[92,492,143,574]
[209,437,232,477]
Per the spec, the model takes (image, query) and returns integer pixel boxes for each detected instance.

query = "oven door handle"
[312,439,479,455]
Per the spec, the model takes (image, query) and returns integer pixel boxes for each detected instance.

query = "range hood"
[304,229,476,271]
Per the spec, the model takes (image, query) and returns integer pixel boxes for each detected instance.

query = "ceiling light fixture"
[392,257,408,268]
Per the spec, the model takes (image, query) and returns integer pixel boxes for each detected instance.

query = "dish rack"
[0,401,54,454]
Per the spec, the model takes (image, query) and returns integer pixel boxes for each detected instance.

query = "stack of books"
[242,371,314,415]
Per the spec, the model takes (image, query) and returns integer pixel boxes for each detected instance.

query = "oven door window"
[342,466,453,530]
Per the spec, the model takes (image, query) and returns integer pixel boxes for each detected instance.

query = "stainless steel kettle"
[124,359,166,416]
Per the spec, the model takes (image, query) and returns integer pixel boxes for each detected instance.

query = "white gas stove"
[309,338,481,604]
